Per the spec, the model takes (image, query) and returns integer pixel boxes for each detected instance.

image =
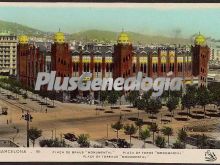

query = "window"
[178,63,183,72]
[95,63,97,72]
[73,63,78,72]
[133,64,136,73]
[140,64,143,72]
[83,63,87,72]
[153,63,158,73]
[169,63,174,72]
[87,63,90,72]
[106,64,109,72]
[144,64,147,73]
[161,64,166,73]
[98,63,101,72]
[110,64,113,72]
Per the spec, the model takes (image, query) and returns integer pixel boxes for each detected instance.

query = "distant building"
[0,32,17,75]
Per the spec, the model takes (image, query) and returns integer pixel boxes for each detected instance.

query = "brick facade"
[17,43,44,88]
[51,43,72,77]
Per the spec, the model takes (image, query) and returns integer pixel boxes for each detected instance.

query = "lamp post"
[21,110,33,147]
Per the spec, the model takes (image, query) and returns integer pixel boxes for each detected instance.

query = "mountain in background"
[69,29,191,44]
[0,20,46,36]
[0,20,191,44]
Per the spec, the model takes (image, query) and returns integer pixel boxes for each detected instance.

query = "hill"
[69,29,191,45]
[0,20,46,36]
[0,20,191,44]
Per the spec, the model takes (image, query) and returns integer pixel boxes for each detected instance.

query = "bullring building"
[17,31,210,100]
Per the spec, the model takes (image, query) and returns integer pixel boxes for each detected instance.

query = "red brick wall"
[113,44,133,79]
[51,43,72,77]
[192,45,210,86]
[17,44,45,89]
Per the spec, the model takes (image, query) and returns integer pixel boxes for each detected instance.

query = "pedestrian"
[45,108,47,113]
[7,119,8,124]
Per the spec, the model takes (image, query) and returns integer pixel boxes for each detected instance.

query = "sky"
[0,3,219,39]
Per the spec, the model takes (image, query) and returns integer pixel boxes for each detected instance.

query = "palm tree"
[139,128,150,148]
[135,119,144,139]
[123,124,137,147]
[28,127,42,147]
[155,135,166,148]
[161,126,173,145]
[111,120,123,140]
[77,134,90,148]
[149,123,158,144]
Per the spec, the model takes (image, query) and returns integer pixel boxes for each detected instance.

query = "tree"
[39,138,67,147]
[48,91,56,107]
[149,123,158,144]
[208,82,220,108]
[196,134,209,149]
[142,90,153,103]
[177,128,188,145]
[111,120,123,140]
[139,128,150,148]
[172,140,186,149]
[77,134,90,148]
[155,135,166,148]
[135,119,144,139]
[197,87,211,118]
[161,126,173,145]
[28,127,42,147]
[166,97,179,121]
[123,124,137,147]
[100,91,108,106]
[181,92,197,117]
[147,98,162,118]
[125,91,139,107]
[107,91,119,106]
[136,98,146,110]
[23,93,28,104]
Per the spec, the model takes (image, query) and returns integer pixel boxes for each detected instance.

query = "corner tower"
[51,30,72,77]
[17,35,29,85]
[113,31,133,79]
[192,33,210,86]
[17,35,44,88]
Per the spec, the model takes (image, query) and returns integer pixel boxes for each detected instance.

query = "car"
[64,133,78,142]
